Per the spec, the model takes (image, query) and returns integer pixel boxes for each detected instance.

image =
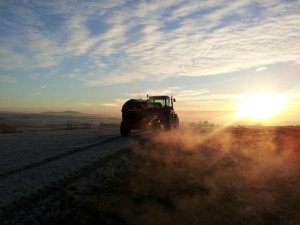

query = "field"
[71,126,300,225]
[0,112,120,133]
[1,114,300,224]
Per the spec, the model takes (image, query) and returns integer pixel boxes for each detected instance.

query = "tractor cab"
[148,95,171,107]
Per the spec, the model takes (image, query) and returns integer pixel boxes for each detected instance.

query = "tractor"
[120,95,179,136]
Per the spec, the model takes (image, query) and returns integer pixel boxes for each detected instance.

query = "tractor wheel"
[175,116,179,128]
[151,119,161,132]
[164,116,171,130]
[120,121,131,137]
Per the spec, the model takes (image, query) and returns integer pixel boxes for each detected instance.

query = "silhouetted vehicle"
[120,95,179,136]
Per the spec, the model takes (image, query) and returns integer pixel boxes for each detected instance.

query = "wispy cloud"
[0,75,16,83]
[102,103,119,107]
[256,67,267,72]
[115,98,131,104]
[41,86,46,88]
[0,0,299,85]
[177,89,210,97]
[31,93,41,96]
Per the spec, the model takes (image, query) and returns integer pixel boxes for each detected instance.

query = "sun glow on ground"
[236,93,288,120]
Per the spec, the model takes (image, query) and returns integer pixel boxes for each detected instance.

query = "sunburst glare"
[236,93,288,120]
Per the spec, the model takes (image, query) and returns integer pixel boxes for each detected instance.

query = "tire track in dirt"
[0,135,122,179]
[0,145,133,221]
[0,132,142,212]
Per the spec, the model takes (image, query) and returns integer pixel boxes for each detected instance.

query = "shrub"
[198,120,215,127]
[82,122,91,129]
[0,123,16,133]
[188,121,215,128]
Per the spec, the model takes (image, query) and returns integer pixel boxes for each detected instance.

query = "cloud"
[30,93,41,96]
[115,98,132,104]
[0,75,16,83]
[1,0,299,85]
[72,69,81,73]
[256,67,267,72]
[177,89,210,97]
[41,86,46,88]
[102,103,119,107]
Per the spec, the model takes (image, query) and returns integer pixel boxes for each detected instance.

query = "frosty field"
[1,119,300,224]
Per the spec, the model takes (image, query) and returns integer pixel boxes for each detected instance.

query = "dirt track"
[0,128,140,216]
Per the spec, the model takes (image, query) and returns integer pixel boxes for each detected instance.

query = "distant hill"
[42,110,86,116]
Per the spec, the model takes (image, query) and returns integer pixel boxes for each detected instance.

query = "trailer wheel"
[120,121,131,137]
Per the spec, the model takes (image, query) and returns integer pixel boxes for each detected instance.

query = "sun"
[236,93,287,120]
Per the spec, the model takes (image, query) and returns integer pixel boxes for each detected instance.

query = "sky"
[0,0,299,125]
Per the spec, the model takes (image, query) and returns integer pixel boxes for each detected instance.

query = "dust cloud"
[124,126,300,224]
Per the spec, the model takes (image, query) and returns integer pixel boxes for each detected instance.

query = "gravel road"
[0,128,140,211]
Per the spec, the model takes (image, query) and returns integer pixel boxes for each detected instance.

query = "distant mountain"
[42,110,86,116]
